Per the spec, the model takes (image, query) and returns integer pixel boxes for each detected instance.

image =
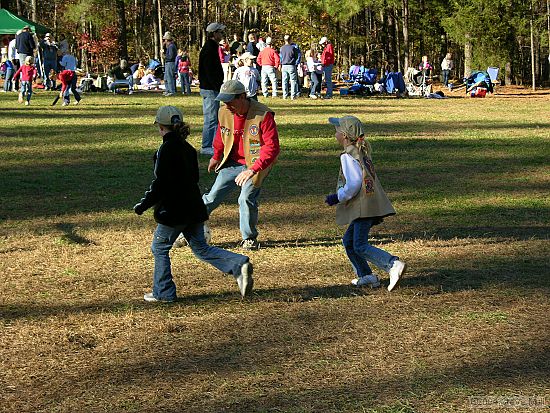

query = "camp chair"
[487,67,499,91]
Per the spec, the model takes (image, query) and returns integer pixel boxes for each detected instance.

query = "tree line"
[2,0,549,86]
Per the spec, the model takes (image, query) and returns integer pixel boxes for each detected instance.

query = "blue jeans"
[261,66,277,97]
[164,61,176,94]
[3,67,13,91]
[342,218,397,277]
[109,76,134,92]
[310,72,321,95]
[203,161,261,241]
[151,222,249,300]
[281,65,298,98]
[179,72,191,94]
[43,59,57,89]
[200,88,220,150]
[20,80,32,102]
[323,64,334,97]
[442,69,450,86]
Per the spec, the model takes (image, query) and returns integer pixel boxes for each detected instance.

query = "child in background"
[140,69,161,90]
[57,69,81,106]
[177,52,191,95]
[418,55,433,74]
[133,106,254,302]
[1,57,15,93]
[12,56,37,105]
[232,52,260,100]
[325,116,406,291]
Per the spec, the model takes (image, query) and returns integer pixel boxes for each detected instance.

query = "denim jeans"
[20,80,32,102]
[151,222,249,300]
[342,218,397,277]
[281,65,298,98]
[164,61,176,94]
[43,60,57,89]
[442,69,450,86]
[261,66,277,97]
[310,72,321,96]
[323,64,334,97]
[203,161,261,241]
[179,72,191,94]
[3,67,13,91]
[200,88,220,150]
[109,75,134,92]
[63,72,81,104]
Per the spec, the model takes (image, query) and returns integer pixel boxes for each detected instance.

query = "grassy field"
[0,87,549,413]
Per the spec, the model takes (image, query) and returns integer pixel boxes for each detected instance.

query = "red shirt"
[13,64,37,82]
[321,43,335,66]
[257,47,280,67]
[57,70,75,92]
[213,111,280,173]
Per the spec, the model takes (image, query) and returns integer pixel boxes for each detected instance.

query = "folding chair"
[487,67,499,92]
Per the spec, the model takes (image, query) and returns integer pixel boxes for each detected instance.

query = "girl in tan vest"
[325,116,406,291]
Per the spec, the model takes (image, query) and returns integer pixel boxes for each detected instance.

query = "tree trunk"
[16,0,21,15]
[158,0,164,63]
[547,0,550,80]
[30,0,36,21]
[402,0,409,71]
[152,0,159,60]
[80,15,88,72]
[116,0,128,59]
[530,1,536,90]
[464,33,472,78]
[395,7,401,72]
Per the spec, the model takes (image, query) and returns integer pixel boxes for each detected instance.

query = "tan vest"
[335,145,396,226]
[217,100,277,187]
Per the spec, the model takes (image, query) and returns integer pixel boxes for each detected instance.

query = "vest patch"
[249,124,259,136]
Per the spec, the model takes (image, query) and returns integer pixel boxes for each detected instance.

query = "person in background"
[2,55,15,93]
[441,53,453,87]
[12,55,37,105]
[419,55,433,75]
[177,51,191,95]
[15,25,35,67]
[58,68,81,106]
[198,22,226,156]
[140,69,161,90]
[133,105,254,302]
[279,34,299,100]
[40,33,58,90]
[8,35,19,91]
[325,115,406,291]
[162,31,177,96]
[107,59,134,94]
[257,37,280,98]
[133,63,146,85]
[319,36,335,99]
[232,52,260,100]
[306,48,322,99]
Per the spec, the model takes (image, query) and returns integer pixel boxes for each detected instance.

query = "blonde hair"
[24,56,34,65]
[347,134,372,158]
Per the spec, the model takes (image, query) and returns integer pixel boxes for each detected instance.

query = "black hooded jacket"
[137,132,208,226]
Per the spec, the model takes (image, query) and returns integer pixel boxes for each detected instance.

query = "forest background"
[2,0,550,87]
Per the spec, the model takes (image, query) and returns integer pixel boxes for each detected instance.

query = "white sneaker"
[236,262,254,297]
[143,292,175,303]
[388,260,406,292]
[199,147,214,156]
[24,101,29,106]
[241,239,260,250]
[351,274,381,288]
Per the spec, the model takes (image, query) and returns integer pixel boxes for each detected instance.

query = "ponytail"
[163,120,191,140]
[349,135,372,158]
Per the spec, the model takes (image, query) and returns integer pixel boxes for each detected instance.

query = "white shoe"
[309,94,317,99]
[143,292,175,303]
[388,260,406,291]
[73,100,80,105]
[173,223,211,248]
[199,147,214,156]
[236,262,254,297]
[241,239,260,250]
[24,101,29,106]
[351,274,381,288]
[62,101,68,106]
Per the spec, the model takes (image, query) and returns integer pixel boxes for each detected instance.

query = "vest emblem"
[249,124,259,136]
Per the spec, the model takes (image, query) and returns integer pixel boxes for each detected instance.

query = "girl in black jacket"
[134,106,253,302]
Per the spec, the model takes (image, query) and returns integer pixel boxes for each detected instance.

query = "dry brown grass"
[1,87,549,413]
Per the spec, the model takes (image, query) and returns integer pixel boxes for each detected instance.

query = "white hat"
[265,37,272,45]
[238,52,256,61]
[319,36,328,45]
[162,31,173,40]
[206,22,226,33]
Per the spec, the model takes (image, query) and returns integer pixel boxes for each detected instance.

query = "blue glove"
[133,202,146,215]
[325,193,339,206]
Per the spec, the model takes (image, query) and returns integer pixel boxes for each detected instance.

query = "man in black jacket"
[198,22,225,156]
[15,26,36,65]
[134,106,254,302]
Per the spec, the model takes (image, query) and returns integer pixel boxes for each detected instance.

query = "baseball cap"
[162,31,173,40]
[265,37,272,45]
[45,32,51,38]
[238,52,256,61]
[284,34,290,41]
[328,116,365,139]
[206,22,226,33]
[154,106,183,125]
[319,36,328,45]
[216,79,246,102]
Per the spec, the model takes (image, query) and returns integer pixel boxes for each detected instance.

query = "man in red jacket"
[257,37,280,98]
[319,36,335,99]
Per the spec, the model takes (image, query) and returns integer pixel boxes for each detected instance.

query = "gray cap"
[216,79,246,102]
[162,31,173,40]
[328,116,365,138]
[154,106,183,125]
[206,22,226,33]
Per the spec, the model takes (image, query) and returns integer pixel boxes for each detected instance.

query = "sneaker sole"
[387,262,407,292]
[351,279,381,288]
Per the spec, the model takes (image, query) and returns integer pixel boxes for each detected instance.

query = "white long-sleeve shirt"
[337,153,363,203]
